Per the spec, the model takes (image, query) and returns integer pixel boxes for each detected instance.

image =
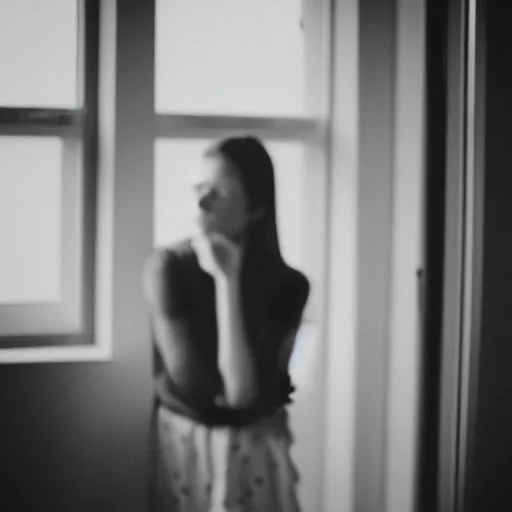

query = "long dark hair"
[204,136,285,269]
[204,135,288,323]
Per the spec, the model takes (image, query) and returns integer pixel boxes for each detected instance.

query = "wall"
[325,0,425,512]
[468,1,512,510]
[385,0,425,511]
[1,2,154,511]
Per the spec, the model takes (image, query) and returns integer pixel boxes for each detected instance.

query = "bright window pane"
[155,0,305,116]
[154,138,306,272]
[0,0,79,108]
[0,137,63,304]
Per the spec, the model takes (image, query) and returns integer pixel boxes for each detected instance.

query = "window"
[153,0,331,323]
[155,0,305,117]
[0,0,80,108]
[0,0,99,350]
[152,5,331,509]
[154,138,307,272]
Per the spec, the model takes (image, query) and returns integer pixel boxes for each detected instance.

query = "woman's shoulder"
[142,238,196,303]
[255,263,310,339]
[271,263,310,312]
[159,237,195,261]
[281,264,310,296]
[145,238,195,272]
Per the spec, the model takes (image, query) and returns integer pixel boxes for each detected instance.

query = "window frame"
[152,0,332,326]
[0,0,100,360]
[0,0,331,359]
[153,116,328,325]
[149,5,332,509]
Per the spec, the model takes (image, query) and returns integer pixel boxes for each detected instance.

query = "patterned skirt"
[150,405,301,512]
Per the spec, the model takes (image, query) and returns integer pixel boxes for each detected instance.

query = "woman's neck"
[227,230,247,247]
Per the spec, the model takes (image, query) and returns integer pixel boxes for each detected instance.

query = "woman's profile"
[143,136,310,511]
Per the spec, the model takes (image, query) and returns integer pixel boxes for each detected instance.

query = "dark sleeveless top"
[145,238,310,428]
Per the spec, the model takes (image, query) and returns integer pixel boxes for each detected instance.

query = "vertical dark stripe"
[82,0,100,344]
[418,0,449,510]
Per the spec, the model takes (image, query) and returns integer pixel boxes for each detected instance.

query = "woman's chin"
[195,216,232,240]
[195,216,210,230]
[195,219,218,237]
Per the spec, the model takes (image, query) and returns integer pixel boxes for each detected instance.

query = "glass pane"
[0,137,63,304]
[154,138,306,272]
[0,0,79,108]
[155,0,305,116]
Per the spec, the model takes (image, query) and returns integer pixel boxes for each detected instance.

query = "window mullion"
[0,122,83,138]
[302,0,332,118]
[155,113,325,141]
[0,108,84,135]
[0,107,83,124]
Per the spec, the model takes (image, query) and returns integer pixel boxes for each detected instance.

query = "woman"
[143,136,310,511]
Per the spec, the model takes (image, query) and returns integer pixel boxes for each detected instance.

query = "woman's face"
[192,154,251,240]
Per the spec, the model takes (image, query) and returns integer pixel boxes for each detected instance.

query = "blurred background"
[1,1,511,512]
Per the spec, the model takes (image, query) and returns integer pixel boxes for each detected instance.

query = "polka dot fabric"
[154,406,301,512]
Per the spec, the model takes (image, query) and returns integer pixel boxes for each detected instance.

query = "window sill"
[0,342,112,364]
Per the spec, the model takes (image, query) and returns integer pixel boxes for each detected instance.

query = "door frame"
[436,0,486,511]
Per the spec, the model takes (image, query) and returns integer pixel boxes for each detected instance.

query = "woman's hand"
[192,233,243,280]
[193,233,258,406]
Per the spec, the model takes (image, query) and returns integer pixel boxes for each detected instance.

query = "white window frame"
[0,0,332,358]
[152,0,332,327]
[0,0,104,363]
[325,1,425,512]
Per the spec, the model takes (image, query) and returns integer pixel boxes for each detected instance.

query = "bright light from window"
[0,136,63,304]
[155,0,305,116]
[0,0,79,108]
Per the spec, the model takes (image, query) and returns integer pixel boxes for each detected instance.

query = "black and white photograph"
[0,1,509,512]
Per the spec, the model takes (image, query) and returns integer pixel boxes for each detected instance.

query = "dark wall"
[0,3,155,511]
[0,360,152,511]
[469,1,512,510]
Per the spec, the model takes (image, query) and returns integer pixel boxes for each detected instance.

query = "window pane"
[154,138,306,272]
[155,0,305,116]
[0,137,63,304]
[0,0,79,108]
